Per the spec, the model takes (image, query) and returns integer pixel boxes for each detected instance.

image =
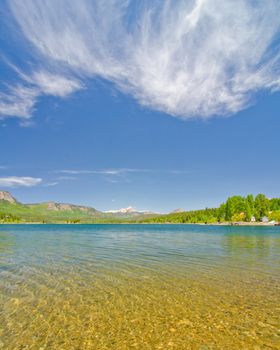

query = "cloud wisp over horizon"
[57,168,151,176]
[54,167,193,185]
[1,0,280,121]
[0,176,42,187]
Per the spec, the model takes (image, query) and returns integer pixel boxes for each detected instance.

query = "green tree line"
[142,194,280,224]
[0,212,21,223]
[221,194,280,222]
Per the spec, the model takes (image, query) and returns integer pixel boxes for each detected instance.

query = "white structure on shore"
[261,216,269,223]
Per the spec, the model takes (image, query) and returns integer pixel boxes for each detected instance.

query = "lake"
[0,224,279,349]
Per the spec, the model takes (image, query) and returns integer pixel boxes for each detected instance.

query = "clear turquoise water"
[0,224,280,349]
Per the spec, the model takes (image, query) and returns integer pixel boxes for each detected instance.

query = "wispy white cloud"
[30,71,82,97]
[43,181,58,187]
[0,85,37,120]
[56,168,190,177]
[57,168,149,176]
[57,170,97,175]
[0,176,42,187]
[7,0,280,119]
[0,68,82,120]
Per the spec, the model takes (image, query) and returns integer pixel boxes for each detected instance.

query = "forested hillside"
[141,194,280,224]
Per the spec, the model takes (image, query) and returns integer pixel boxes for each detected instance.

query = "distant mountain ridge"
[0,191,158,223]
[0,191,17,203]
[170,208,185,213]
[0,190,102,223]
[0,190,99,213]
[104,206,157,216]
[27,201,99,214]
[105,206,138,214]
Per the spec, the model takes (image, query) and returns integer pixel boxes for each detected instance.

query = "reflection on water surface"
[0,224,279,349]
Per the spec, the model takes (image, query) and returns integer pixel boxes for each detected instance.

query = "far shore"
[1,221,279,226]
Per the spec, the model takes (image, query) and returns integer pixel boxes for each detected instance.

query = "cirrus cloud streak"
[0,176,42,187]
[5,0,280,119]
[0,70,82,120]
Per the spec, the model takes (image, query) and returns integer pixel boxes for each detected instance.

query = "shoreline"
[1,221,279,226]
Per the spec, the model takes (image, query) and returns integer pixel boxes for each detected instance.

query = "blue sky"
[0,0,280,212]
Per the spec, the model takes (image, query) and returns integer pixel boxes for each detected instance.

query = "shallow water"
[0,224,279,349]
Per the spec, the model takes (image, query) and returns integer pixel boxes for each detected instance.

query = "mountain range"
[0,191,158,223]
